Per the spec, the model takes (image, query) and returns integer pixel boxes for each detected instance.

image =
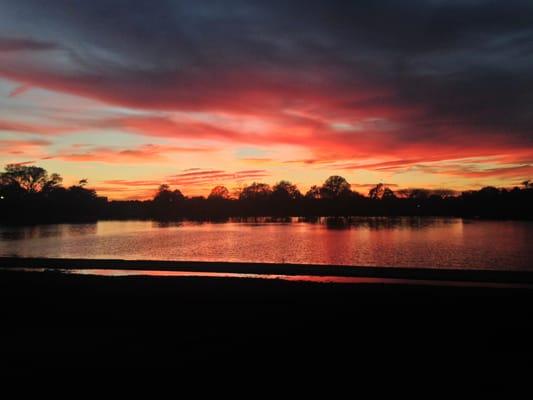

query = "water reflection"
[299,216,456,230]
[229,216,294,224]
[0,218,532,270]
[154,221,184,229]
[150,216,456,230]
[130,216,459,230]
[0,223,97,241]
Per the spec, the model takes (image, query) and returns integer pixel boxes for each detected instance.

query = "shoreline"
[1,256,533,285]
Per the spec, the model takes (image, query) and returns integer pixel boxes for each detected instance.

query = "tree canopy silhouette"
[369,183,396,200]
[0,164,62,194]
[272,180,302,201]
[208,185,231,200]
[239,183,272,201]
[305,185,322,199]
[1,165,532,222]
[154,184,185,204]
[0,165,106,223]
[320,175,352,199]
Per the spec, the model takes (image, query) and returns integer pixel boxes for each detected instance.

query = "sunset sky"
[1,0,532,199]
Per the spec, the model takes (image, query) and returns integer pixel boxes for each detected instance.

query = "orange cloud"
[51,144,214,164]
[438,164,533,180]
[0,138,50,155]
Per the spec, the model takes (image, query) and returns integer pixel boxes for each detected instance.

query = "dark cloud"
[0,0,532,154]
[0,37,58,52]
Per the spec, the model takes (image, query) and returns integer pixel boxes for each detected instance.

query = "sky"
[0,0,532,200]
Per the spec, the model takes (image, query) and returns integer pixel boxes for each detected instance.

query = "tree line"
[1,164,532,223]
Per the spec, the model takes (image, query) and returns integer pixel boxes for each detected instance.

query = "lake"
[0,218,532,270]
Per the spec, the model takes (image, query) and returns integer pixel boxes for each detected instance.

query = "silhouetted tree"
[154,184,185,204]
[369,183,396,200]
[268,181,301,216]
[272,180,302,201]
[478,186,500,197]
[0,164,62,193]
[208,185,231,200]
[305,185,322,199]
[0,165,108,223]
[239,183,272,201]
[1,164,532,222]
[320,176,352,199]
[396,188,431,200]
[430,189,457,198]
[67,183,98,200]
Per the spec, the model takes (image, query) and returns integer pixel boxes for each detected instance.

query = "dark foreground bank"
[0,258,532,390]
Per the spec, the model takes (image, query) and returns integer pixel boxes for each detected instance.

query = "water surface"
[1,218,532,270]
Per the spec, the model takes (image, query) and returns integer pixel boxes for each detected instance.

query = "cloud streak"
[0,37,58,52]
[51,144,214,164]
[98,168,270,199]
[0,1,532,197]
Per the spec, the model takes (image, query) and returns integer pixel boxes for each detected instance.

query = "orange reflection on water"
[2,219,532,270]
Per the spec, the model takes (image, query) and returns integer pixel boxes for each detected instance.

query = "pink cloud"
[8,84,31,98]
[0,138,50,156]
[96,169,270,199]
[51,144,214,164]
[0,118,76,135]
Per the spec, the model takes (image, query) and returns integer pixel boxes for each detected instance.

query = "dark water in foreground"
[0,218,532,270]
